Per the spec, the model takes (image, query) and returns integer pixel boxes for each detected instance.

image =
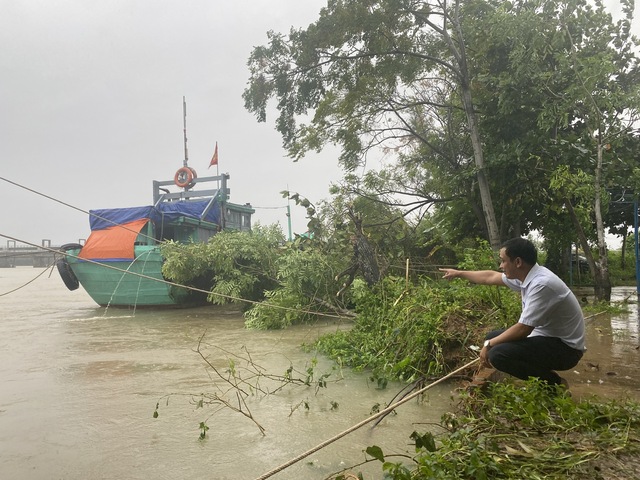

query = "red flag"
[209,142,218,168]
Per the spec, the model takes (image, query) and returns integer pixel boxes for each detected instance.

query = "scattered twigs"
[154,332,339,437]
[371,377,426,427]
[253,357,480,480]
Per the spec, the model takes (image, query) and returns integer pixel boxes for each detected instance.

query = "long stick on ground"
[253,357,480,480]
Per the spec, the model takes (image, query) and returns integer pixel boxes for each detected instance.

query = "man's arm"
[439,268,504,286]
[480,322,534,367]
[486,322,534,346]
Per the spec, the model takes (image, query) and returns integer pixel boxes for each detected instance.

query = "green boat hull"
[66,247,194,307]
[58,170,254,308]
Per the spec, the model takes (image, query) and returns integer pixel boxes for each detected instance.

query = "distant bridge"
[0,240,84,268]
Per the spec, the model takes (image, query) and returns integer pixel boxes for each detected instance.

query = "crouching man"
[440,238,585,387]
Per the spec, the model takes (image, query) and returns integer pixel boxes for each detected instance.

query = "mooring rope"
[0,262,55,296]
[0,233,351,320]
[253,357,480,480]
[0,175,161,243]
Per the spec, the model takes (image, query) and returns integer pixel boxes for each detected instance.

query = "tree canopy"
[244,0,640,299]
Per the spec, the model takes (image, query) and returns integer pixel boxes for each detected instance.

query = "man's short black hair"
[501,238,537,265]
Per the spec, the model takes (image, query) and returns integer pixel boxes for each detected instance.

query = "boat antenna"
[182,96,188,167]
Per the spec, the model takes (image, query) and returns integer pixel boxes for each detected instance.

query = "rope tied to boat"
[0,261,56,296]
[0,233,354,319]
[252,357,480,480]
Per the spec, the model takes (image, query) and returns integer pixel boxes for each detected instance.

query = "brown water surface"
[0,267,455,480]
[570,286,640,401]
[3,268,637,479]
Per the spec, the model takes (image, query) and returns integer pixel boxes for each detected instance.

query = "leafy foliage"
[316,273,520,381]
[244,247,345,329]
[244,0,640,294]
[352,379,640,479]
[161,224,352,328]
[161,224,285,308]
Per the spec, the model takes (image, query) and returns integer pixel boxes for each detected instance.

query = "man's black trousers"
[485,329,583,385]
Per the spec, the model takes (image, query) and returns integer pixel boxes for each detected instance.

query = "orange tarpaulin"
[78,218,149,260]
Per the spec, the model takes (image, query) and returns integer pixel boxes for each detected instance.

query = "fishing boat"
[56,170,253,307]
[56,99,254,307]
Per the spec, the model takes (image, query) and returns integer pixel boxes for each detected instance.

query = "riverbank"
[570,286,640,402]
[467,286,640,401]
[445,286,640,480]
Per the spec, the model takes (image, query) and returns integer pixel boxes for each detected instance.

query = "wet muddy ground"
[568,286,640,401]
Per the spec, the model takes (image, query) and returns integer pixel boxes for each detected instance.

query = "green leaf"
[410,431,437,452]
[365,445,385,462]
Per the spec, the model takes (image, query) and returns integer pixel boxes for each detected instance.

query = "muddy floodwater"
[0,268,456,480]
[2,268,639,479]
[571,286,640,401]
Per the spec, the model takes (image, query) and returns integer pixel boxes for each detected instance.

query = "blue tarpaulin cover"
[88,199,221,231]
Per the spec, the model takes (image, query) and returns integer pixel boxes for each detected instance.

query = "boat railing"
[152,173,230,206]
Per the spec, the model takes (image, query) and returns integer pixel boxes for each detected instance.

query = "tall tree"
[244,0,640,294]
[243,0,502,250]
[458,0,639,299]
[529,0,636,299]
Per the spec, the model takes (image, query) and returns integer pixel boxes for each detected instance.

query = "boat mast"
[173,97,197,191]
[182,96,189,168]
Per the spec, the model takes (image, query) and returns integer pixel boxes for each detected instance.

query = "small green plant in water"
[198,421,209,440]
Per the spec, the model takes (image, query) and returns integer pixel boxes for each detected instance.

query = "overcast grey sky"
[0,0,338,246]
[1,1,638,247]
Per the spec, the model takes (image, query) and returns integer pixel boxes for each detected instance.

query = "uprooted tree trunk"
[335,208,381,296]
